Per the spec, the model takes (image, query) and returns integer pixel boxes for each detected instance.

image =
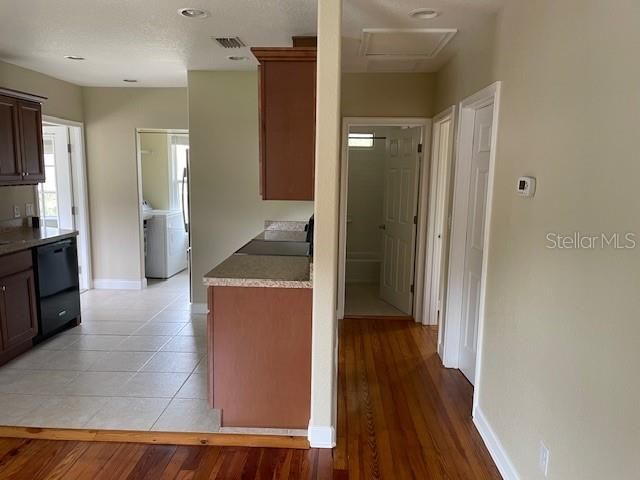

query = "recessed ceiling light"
[227,55,249,61]
[409,8,440,19]
[123,79,138,83]
[177,8,209,18]
[64,55,85,61]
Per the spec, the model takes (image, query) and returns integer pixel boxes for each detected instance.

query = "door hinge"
[410,284,415,294]
[413,215,418,225]
[67,143,72,154]
[417,143,423,153]
[71,206,78,216]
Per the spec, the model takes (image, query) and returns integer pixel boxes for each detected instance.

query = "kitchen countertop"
[0,226,79,256]
[203,254,312,289]
[203,222,312,289]
[254,229,308,242]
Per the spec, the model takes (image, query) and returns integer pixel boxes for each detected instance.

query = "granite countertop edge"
[202,277,313,289]
[0,229,79,257]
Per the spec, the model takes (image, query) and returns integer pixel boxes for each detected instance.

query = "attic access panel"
[359,28,457,59]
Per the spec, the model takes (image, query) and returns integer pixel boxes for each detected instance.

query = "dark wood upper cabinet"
[18,101,45,182]
[252,47,316,201]
[0,95,22,183]
[0,88,47,186]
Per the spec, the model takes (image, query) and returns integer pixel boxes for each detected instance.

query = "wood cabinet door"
[261,60,316,200]
[18,100,45,183]
[0,269,38,352]
[0,95,22,183]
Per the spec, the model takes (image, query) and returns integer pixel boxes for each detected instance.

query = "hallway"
[334,318,501,479]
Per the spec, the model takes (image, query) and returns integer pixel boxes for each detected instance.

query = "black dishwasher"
[33,238,81,341]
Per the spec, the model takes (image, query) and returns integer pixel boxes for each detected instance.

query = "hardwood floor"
[334,318,501,480]
[0,439,333,479]
[0,318,499,479]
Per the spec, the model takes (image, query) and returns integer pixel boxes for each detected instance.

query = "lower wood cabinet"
[208,286,312,429]
[0,250,38,365]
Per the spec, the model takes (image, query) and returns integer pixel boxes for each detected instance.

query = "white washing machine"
[145,210,188,279]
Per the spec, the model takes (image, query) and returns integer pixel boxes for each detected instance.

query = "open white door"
[458,104,493,383]
[379,127,421,315]
[424,108,455,338]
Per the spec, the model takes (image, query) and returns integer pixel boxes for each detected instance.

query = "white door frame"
[135,128,189,288]
[422,106,457,346]
[442,82,502,410]
[43,115,93,291]
[337,117,432,321]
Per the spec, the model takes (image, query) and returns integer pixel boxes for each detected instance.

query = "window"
[169,135,189,222]
[348,132,375,148]
[38,135,60,228]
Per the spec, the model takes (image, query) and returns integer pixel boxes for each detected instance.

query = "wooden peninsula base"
[207,286,312,429]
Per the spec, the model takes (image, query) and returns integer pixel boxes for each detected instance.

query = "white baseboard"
[473,407,520,480]
[307,424,335,448]
[93,278,146,290]
[191,303,207,314]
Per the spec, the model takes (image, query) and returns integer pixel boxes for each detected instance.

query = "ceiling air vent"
[214,37,246,49]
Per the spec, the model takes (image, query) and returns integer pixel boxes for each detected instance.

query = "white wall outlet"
[25,203,35,217]
[539,442,550,477]
[13,205,21,218]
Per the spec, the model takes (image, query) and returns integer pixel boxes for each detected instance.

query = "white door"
[379,127,422,315]
[428,118,453,327]
[459,104,493,383]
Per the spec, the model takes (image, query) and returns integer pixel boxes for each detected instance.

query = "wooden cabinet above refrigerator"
[251,46,316,201]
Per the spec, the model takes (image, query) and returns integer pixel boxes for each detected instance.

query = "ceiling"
[0,0,502,87]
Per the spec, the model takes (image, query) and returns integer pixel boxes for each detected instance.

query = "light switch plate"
[25,203,35,217]
[13,205,21,218]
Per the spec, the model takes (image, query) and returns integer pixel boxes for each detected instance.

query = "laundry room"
[138,129,191,294]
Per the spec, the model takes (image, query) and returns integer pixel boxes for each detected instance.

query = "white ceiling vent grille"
[214,37,246,49]
[359,28,457,59]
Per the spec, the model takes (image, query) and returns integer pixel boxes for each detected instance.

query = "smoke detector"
[177,8,209,19]
[409,8,440,19]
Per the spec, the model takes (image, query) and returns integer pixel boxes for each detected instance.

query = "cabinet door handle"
[24,172,30,176]
[1,285,5,292]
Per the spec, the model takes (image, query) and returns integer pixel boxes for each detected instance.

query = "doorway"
[41,117,92,292]
[423,107,456,359]
[442,82,501,391]
[338,118,431,320]
[135,129,191,299]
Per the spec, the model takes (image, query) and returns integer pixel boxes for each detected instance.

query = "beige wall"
[82,88,188,284]
[433,13,497,114]
[0,60,84,221]
[437,1,640,478]
[341,72,435,118]
[310,0,342,443]
[140,132,171,211]
[187,71,313,304]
